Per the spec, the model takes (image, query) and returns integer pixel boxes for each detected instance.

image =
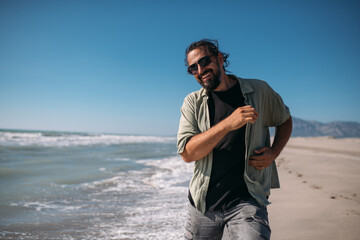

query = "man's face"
[187,47,222,91]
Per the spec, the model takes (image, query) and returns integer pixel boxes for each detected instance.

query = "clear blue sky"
[0,0,359,135]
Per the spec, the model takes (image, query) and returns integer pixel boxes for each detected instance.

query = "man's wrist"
[269,147,280,161]
[218,118,232,133]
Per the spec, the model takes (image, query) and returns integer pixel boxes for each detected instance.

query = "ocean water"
[0,129,193,239]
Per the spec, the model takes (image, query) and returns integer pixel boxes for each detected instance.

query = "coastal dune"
[223,137,360,240]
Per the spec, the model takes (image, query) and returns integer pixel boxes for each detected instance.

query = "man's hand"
[248,116,293,170]
[249,147,276,170]
[224,105,258,131]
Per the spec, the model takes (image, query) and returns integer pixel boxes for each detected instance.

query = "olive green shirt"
[177,76,290,213]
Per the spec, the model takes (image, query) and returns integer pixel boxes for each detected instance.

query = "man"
[177,39,292,240]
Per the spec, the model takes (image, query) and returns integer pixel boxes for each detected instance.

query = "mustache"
[199,69,213,79]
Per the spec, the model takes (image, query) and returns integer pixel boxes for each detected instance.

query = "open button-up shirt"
[177,76,290,213]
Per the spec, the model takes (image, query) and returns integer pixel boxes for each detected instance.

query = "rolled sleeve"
[263,83,291,127]
[177,95,201,154]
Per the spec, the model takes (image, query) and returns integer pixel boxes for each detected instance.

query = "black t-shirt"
[205,81,251,211]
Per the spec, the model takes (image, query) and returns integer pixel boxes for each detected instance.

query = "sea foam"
[0,130,176,147]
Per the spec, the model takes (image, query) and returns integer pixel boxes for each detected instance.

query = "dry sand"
[222,137,360,240]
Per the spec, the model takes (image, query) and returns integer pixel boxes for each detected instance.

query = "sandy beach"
[223,137,360,240]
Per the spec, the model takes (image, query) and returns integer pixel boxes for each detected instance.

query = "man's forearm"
[271,116,293,158]
[180,105,258,163]
[180,121,230,163]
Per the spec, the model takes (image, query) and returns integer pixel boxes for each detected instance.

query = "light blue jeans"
[184,198,271,240]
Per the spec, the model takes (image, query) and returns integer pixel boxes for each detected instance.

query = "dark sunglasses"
[187,54,215,75]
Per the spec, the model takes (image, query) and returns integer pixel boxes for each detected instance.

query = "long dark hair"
[184,39,230,72]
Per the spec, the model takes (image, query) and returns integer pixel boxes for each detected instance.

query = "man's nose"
[197,64,206,75]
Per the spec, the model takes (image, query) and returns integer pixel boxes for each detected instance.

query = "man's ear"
[217,52,224,65]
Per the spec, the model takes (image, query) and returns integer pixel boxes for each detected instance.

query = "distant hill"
[270,117,360,138]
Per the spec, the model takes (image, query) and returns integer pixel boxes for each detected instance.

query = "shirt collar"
[233,75,254,94]
[200,75,254,97]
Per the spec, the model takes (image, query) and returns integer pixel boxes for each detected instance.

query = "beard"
[198,69,221,91]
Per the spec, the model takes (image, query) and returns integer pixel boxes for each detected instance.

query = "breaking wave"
[0,130,176,147]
